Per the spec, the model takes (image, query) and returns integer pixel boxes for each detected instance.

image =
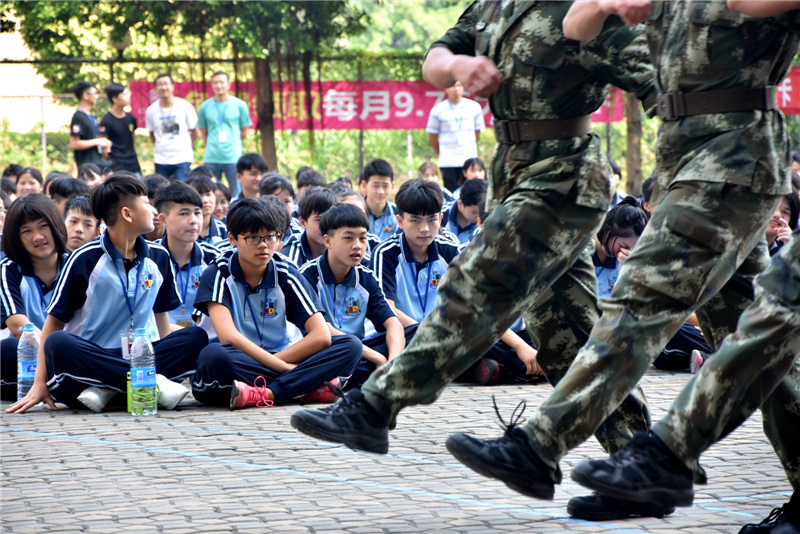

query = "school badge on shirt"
[192,274,201,288]
[141,273,155,289]
[384,225,393,234]
[345,296,360,316]
[262,297,278,317]
[430,272,442,288]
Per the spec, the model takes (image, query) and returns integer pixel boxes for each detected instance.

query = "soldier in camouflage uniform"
[293,0,672,519]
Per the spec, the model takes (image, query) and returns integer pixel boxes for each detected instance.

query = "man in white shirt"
[145,74,197,182]
[426,81,485,192]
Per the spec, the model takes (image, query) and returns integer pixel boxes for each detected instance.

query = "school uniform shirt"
[0,255,68,331]
[194,249,322,353]
[592,251,620,299]
[368,201,399,243]
[442,203,479,245]
[370,232,461,323]
[198,217,228,248]
[70,109,103,167]
[155,235,220,330]
[46,234,181,348]
[98,111,141,173]
[289,217,304,238]
[280,231,318,268]
[300,251,395,340]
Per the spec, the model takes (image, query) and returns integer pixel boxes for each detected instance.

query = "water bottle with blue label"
[130,328,157,415]
[17,323,39,401]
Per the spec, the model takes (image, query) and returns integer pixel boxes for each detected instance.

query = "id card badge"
[218,129,227,143]
[121,331,133,360]
[175,313,194,328]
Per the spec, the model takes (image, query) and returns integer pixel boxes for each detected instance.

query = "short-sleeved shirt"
[145,97,198,165]
[0,255,67,331]
[442,202,479,245]
[370,232,461,323]
[198,217,228,248]
[592,251,620,299]
[70,109,103,167]
[426,97,484,168]
[197,96,252,164]
[281,231,316,268]
[99,112,141,173]
[47,234,181,348]
[300,251,395,340]
[194,250,322,352]
[368,201,399,242]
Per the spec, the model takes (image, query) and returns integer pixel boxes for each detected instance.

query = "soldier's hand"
[451,56,503,98]
[607,0,652,26]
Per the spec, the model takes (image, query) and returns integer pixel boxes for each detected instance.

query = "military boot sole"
[571,462,694,507]
[290,410,389,454]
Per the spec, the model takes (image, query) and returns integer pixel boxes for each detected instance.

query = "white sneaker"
[77,387,117,413]
[690,350,705,374]
[156,375,189,410]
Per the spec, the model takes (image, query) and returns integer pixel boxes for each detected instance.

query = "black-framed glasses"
[238,234,281,246]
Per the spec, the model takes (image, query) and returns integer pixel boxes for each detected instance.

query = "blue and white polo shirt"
[442,202,479,245]
[281,231,316,268]
[300,250,395,340]
[197,217,228,248]
[370,232,460,323]
[1,254,67,331]
[368,201,399,243]
[46,234,181,347]
[194,250,322,353]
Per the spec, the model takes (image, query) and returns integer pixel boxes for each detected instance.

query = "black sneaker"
[740,493,800,533]
[571,431,694,507]
[567,492,676,521]
[290,389,390,454]
[445,398,555,500]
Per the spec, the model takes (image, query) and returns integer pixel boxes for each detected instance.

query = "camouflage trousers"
[521,179,781,482]
[362,133,651,461]
[653,229,800,490]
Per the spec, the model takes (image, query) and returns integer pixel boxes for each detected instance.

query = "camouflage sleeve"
[426,1,481,58]
[580,22,658,117]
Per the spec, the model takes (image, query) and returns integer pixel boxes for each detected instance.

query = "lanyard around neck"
[214,99,228,126]
[242,283,267,349]
[405,261,432,316]
[114,259,144,331]
[174,258,192,313]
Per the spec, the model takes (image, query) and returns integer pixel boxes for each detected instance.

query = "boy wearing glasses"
[191,198,361,409]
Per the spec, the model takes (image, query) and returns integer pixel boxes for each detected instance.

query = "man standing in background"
[196,71,251,198]
[145,73,197,182]
[69,81,111,170]
[426,81,484,192]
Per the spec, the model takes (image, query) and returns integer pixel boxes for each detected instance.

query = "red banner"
[129,68,800,131]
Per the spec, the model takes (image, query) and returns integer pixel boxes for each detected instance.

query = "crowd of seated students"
[5,154,796,414]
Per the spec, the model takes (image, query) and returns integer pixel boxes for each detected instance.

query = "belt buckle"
[657,93,686,122]
[494,122,509,144]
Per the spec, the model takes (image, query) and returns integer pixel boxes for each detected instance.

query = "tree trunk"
[255,57,278,172]
[625,92,643,198]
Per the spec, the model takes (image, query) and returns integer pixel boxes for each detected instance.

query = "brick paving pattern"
[1,369,791,533]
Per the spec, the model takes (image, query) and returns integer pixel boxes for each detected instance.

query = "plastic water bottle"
[130,328,157,415]
[17,323,39,401]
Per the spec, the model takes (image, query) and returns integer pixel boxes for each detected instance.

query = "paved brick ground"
[1,370,792,533]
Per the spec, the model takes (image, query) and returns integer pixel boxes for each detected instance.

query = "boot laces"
[492,395,527,436]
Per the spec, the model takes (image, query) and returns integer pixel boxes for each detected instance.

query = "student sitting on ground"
[212,181,231,222]
[260,173,302,237]
[419,160,454,204]
[230,153,268,207]
[63,195,101,252]
[441,178,485,245]
[16,167,44,197]
[48,177,91,214]
[281,188,338,268]
[154,182,221,339]
[0,194,70,401]
[190,198,361,409]
[360,159,398,242]
[76,163,104,190]
[334,189,382,261]
[6,174,208,414]
[450,157,486,202]
[296,168,327,204]
[186,173,228,247]
[300,203,409,389]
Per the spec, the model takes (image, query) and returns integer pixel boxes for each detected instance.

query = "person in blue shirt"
[301,203,409,389]
[6,174,208,414]
[153,182,221,338]
[186,173,228,248]
[281,188,337,267]
[0,194,69,401]
[229,153,268,207]
[260,174,303,238]
[765,189,798,257]
[190,198,361,409]
[360,159,398,242]
[442,178,484,245]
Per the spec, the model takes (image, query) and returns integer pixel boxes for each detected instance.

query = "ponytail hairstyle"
[596,197,649,258]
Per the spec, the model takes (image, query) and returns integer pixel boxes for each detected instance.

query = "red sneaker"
[473,358,501,385]
[230,376,274,410]
[297,378,340,404]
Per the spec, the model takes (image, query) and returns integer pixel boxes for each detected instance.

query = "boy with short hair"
[49,177,91,214]
[154,182,221,338]
[186,174,228,247]
[360,158,398,242]
[100,83,142,175]
[230,152,268,207]
[190,198,361,409]
[69,81,111,169]
[64,195,101,252]
[260,173,302,237]
[296,169,327,203]
[442,178,485,245]
[7,174,208,414]
[300,203,408,388]
[281,188,338,267]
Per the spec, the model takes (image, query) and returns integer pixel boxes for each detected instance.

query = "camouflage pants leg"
[653,229,800,490]
[524,245,651,455]
[521,180,780,482]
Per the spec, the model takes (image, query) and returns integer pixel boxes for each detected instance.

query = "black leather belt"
[656,86,778,121]
[494,115,593,144]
